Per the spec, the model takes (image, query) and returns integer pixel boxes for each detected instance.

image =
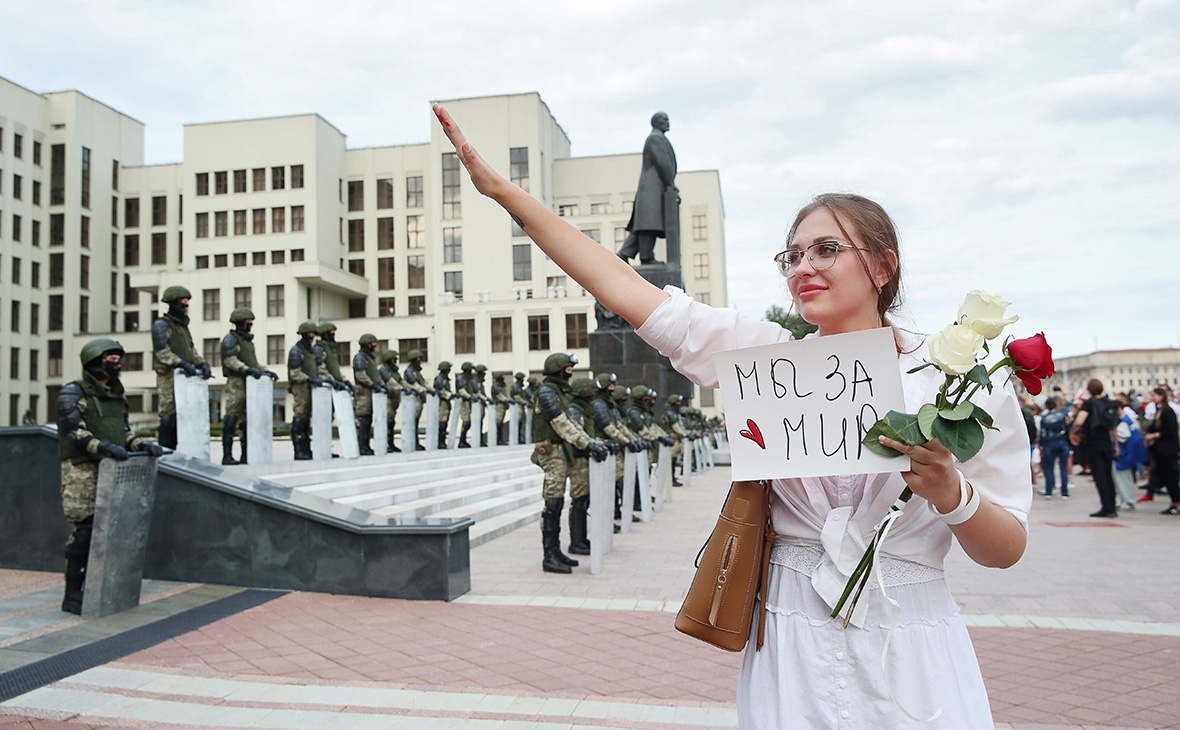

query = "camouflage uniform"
[378,350,403,452]
[492,374,512,445]
[152,286,207,448]
[57,337,163,615]
[287,322,323,460]
[532,353,607,573]
[472,365,491,446]
[314,323,352,392]
[220,308,276,466]
[511,372,529,442]
[434,362,454,449]
[402,351,429,450]
[567,377,612,556]
[352,334,385,456]
[455,363,475,447]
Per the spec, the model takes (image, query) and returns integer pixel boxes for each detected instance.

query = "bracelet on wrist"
[928,469,981,526]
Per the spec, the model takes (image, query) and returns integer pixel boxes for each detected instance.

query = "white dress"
[636,288,1031,730]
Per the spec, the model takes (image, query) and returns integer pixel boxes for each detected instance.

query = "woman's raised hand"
[433,103,510,200]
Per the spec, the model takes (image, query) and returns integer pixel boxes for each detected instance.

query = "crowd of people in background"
[1023,380,1180,518]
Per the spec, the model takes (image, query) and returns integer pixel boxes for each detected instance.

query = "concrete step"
[300,459,535,502]
[468,501,544,548]
[361,473,542,517]
[267,453,526,490]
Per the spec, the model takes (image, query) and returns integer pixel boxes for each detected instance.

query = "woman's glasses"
[773,241,869,278]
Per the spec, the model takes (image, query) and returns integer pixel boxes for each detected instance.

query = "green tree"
[765,304,818,340]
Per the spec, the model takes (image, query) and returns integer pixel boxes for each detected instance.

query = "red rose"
[1006,333,1054,395]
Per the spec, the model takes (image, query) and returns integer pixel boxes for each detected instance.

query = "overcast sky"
[5,0,1178,358]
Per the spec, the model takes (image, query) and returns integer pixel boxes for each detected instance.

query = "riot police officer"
[455,362,476,448]
[288,321,324,460]
[378,349,403,452]
[435,361,454,449]
[220,308,278,465]
[402,349,429,451]
[352,333,389,456]
[57,338,165,614]
[152,286,209,448]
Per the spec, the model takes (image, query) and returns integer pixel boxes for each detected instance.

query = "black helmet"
[79,337,124,367]
[230,307,255,324]
[297,320,318,335]
[161,285,192,303]
[543,352,578,376]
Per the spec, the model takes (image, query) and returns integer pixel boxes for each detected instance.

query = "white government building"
[0,76,728,427]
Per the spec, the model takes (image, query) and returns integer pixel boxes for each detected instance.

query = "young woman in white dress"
[432,104,1031,729]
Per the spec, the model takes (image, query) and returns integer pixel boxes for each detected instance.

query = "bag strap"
[756,481,776,650]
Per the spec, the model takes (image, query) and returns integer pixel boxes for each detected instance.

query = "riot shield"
[332,390,359,459]
[83,456,159,618]
[373,392,389,456]
[525,407,534,444]
[424,393,440,451]
[589,454,615,575]
[620,451,636,534]
[400,392,417,453]
[446,395,462,449]
[173,370,210,461]
[508,404,520,446]
[656,443,671,508]
[311,386,333,460]
[471,400,484,451]
[636,448,652,523]
[245,376,274,465]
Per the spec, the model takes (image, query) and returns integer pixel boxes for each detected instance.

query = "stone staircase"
[249,446,544,547]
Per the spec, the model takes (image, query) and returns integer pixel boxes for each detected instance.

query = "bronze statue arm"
[433,103,669,328]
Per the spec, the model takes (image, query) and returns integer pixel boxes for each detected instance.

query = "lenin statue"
[616,112,679,266]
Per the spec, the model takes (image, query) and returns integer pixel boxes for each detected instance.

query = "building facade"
[1042,348,1180,401]
[0,79,728,426]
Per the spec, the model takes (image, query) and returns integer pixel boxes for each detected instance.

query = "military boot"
[387,423,401,453]
[357,416,375,456]
[292,418,313,460]
[568,495,591,555]
[541,497,574,573]
[61,519,92,615]
[238,421,249,464]
[458,422,471,448]
[438,426,449,450]
[221,416,240,465]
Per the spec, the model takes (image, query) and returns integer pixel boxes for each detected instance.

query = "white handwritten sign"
[713,327,909,480]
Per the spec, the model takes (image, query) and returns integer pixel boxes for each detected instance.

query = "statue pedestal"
[590,263,693,403]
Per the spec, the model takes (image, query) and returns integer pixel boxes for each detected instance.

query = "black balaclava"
[168,299,189,325]
[86,353,122,383]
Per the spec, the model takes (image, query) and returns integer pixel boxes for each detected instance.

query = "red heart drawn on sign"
[739,419,765,449]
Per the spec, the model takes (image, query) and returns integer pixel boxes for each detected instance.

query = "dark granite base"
[0,427,470,602]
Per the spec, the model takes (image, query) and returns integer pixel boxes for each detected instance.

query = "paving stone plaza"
[2,449,1178,729]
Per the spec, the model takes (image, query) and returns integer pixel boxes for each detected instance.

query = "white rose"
[956,290,1019,340]
[929,323,984,375]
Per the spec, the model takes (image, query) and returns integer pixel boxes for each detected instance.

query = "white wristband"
[928,469,980,526]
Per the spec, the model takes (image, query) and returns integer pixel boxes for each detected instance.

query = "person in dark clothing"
[1070,379,1119,518]
[1143,387,1180,515]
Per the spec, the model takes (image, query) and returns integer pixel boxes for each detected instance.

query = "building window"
[49,253,64,287]
[348,219,364,251]
[234,287,251,310]
[694,292,711,305]
[13,174,22,200]
[11,257,21,285]
[528,315,550,351]
[49,340,63,377]
[566,312,588,349]
[30,302,39,334]
[272,166,285,190]
[51,144,65,205]
[407,255,425,288]
[11,301,20,332]
[444,271,463,300]
[124,198,140,228]
[377,297,395,317]
[34,140,42,166]
[267,335,284,365]
[253,168,266,192]
[267,285,284,316]
[347,259,365,277]
[235,253,247,267]
[454,319,475,354]
[406,175,423,207]
[204,339,221,368]
[14,134,22,158]
[29,349,39,380]
[693,253,709,279]
[10,348,19,379]
[13,215,22,242]
[376,178,393,209]
[378,258,395,290]
[31,220,40,246]
[510,147,529,192]
[701,388,714,407]
[215,211,228,237]
[196,173,209,196]
[124,273,139,305]
[580,228,601,244]
[377,217,394,250]
[443,227,462,263]
[253,208,266,234]
[123,311,139,332]
[203,289,220,321]
[441,153,461,219]
[291,165,304,189]
[348,180,364,212]
[81,147,91,208]
[291,205,304,232]
[215,171,228,195]
[271,250,285,264]
[590,202,610,214]
[491,317,512,352]
[513,244,531,280]
[407,215,424,248]
[251,251,265,266]
[233,169,247,193]
[234,209,247,235]
[272,207,285,233]
[290,248,304,262]
[31,262,40,289]
[152,233,166,265]
[692,214,708,241]
[124,235,140,266]
[78,296,89,333]
[407,295,425,316]
[79,255,89,289]
[558,204,579,217]
[33,180,41,206]
[398,338,428,362]
[196,255,209,269]
[196,212,209,238]
[49,296,63,332]
[151,196,167,226]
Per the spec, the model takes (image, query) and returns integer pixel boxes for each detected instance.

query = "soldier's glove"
[140,442,166,457]
[334,380,348,392]
[179,361,199,377]
[588,442,609,462]
[660,436,675,447]
[605,439,620,455]
[345,382,356,394]
[246,367,263,379]
[265,371,279,382]
[427,388,439,396]
[200,362,213,379]
[98,441,131,461]
[309,377,325,388]
[627,440,644,453]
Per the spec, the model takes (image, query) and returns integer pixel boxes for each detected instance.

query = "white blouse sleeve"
[635,286,793,388]
[958,373,1034,532]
